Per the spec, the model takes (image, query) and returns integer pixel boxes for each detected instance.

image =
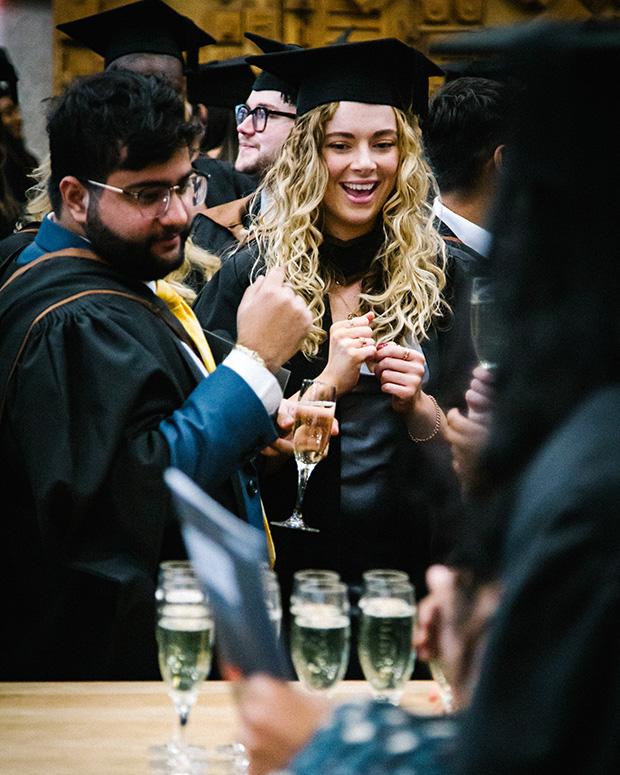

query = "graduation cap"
[0,48,19,104]
[186,56,255,107]
[244,32,301,97]
[56,0,215,70]
[245,38,443,117]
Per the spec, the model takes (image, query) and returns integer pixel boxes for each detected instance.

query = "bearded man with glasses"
[0,69,312,681]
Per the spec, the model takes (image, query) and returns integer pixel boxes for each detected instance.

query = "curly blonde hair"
[247,102,447,358]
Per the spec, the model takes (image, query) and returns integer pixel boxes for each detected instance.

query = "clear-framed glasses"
[86,172,208,218]
[234,103,296,133]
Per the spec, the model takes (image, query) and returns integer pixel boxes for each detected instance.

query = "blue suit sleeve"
[159,365,277,491]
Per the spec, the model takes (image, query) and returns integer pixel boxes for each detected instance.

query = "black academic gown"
[195,243,475,635]
[0,252,276,680]
[192,156,257,208]
[456,387,620,774]
[190,194,259,260]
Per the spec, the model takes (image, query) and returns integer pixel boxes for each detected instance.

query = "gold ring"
[402,349,411,361]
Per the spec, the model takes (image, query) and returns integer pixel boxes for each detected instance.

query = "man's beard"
[84,200,188,282]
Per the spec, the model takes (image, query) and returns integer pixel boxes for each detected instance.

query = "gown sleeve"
[193,245,256,340]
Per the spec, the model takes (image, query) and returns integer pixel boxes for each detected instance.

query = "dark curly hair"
[47,69,201,214]
[424,76,515,195]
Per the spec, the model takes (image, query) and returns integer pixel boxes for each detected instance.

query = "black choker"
[320,224,384,283]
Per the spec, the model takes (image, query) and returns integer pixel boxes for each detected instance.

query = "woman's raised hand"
[319,312,376,397]
[373,342,426,413]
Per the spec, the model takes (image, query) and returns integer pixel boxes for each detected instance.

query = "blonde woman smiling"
[195,40,475,633]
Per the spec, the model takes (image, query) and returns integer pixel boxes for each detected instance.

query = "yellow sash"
[155,279,275,566]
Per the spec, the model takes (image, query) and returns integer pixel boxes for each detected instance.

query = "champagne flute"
[357,579,416,705]
[470,276,500,371]
[362,568,409,591]
[290,569,341,615]
[290,580,350,694]
[271,379,336,532]
[427,658,455,713]
[153,568,214,771]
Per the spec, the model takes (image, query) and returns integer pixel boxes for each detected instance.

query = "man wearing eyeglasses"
[0,70,312,680]
[190,34,299,260]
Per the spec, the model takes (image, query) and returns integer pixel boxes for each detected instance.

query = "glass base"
[148,742,208,774]
[371,689,404,706]
[149,743,248,774]
[270,514,319,532]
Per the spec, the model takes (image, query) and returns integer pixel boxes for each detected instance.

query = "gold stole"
[155,280,275,566]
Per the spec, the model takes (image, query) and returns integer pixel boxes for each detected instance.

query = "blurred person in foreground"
[0,70,312,680]
[231,18,620,775]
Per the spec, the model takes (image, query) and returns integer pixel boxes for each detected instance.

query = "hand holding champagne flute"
[271,379,336,532]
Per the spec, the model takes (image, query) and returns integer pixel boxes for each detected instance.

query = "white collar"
[432,197,491,258]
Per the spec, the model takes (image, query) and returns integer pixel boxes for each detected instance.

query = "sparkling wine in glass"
[470,276,500,371]
[357,579,416,705]
[153,569,214,771]
[290,580,350,694]
[271,379,336,532]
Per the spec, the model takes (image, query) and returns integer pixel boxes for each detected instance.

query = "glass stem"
[172,697,192,753]
[293,463,314,515]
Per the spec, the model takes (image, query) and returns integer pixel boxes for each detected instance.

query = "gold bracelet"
[234,343,266,369]
[408,394,442,443]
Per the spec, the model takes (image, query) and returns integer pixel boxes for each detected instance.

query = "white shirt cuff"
[223,348,282,416]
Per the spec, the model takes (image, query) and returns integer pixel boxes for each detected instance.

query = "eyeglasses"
[86,173,208,219]
[234,103,296,133]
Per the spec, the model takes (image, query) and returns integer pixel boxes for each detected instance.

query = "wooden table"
[0,680,443,774]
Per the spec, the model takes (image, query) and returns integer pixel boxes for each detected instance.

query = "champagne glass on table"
[271,379,336,532]
[290,569,341,614]
[152,566,214,772]
[290,580,350,694]
[470,276,500,371]
[358,578,416,705]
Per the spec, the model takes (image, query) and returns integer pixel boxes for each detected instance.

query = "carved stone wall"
[52,0,599,93]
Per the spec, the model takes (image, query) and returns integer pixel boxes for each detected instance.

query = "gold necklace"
[328,286,360,320]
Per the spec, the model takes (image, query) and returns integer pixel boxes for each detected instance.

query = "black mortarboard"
[246,38,443,117]
[0,48,18,104]
[244,32,301,97]
[186,57,255,107]
[56,0,215,70]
